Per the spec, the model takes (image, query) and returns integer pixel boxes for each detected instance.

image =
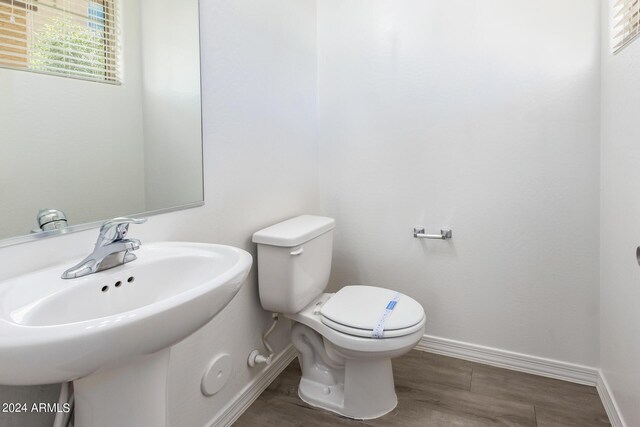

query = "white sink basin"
[0,242,252,384]
[0,241,252,427]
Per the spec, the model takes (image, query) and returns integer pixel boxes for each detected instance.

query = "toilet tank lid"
[252,215,335,247]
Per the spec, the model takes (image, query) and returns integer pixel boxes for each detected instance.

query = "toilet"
[253,215,426,420]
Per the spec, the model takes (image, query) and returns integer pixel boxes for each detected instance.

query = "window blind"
[0,0,119,84]
[613,0,640,53]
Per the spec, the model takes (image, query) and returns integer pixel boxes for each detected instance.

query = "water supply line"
[248,313,279,367]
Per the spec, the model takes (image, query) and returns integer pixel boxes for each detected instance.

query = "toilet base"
[291,323,399,420]
[297,358,398,420]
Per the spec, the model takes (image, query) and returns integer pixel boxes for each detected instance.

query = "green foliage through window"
[30,16,107,80]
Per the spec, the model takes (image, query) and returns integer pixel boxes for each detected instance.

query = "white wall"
[0,0,146,239]
[140,0,203,211]
[0,0,318,426]
[600,1,640,425]
[318,0,601,366]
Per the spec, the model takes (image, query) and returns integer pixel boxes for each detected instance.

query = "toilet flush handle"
[290,247,304,256]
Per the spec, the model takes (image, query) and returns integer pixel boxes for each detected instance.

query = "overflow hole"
[101,286,109,292]
[127,276,135,283]
[115,281,122,288]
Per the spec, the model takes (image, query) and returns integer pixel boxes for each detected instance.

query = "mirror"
[0,0,203,245]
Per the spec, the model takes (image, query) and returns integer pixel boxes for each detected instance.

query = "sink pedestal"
[74,349,170,427]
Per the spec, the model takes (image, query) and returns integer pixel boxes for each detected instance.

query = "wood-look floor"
[234,350,610,427]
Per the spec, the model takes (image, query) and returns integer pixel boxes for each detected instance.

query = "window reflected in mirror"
[0,0,119,83]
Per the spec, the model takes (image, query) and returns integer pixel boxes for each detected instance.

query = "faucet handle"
[97,217,147,244]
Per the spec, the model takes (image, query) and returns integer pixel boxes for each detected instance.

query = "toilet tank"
[252,215,335,314]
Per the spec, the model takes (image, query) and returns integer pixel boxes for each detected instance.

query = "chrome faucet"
[61,217,148,279]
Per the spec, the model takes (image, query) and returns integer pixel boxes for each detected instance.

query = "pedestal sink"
[0,242,252,427]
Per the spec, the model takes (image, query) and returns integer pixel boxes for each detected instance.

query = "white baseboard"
[597,372,626,427]
[415,335,628,426]
[415,335,599,386]
[210,345,298,427]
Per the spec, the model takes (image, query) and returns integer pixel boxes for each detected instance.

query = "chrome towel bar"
[413,227,452,240]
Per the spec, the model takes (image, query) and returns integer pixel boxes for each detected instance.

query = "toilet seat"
[320,286,425,339]
[286,292,425,354]
[320,315,425,338]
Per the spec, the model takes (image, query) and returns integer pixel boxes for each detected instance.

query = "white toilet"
[253,215,426,420]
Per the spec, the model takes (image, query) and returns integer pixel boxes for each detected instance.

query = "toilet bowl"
[253,216,426,420]
[287,289,425,419]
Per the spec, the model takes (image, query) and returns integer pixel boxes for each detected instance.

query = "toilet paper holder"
[413,227,452,240]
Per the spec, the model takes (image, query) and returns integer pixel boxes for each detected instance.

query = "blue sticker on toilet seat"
[372,293,401,339]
